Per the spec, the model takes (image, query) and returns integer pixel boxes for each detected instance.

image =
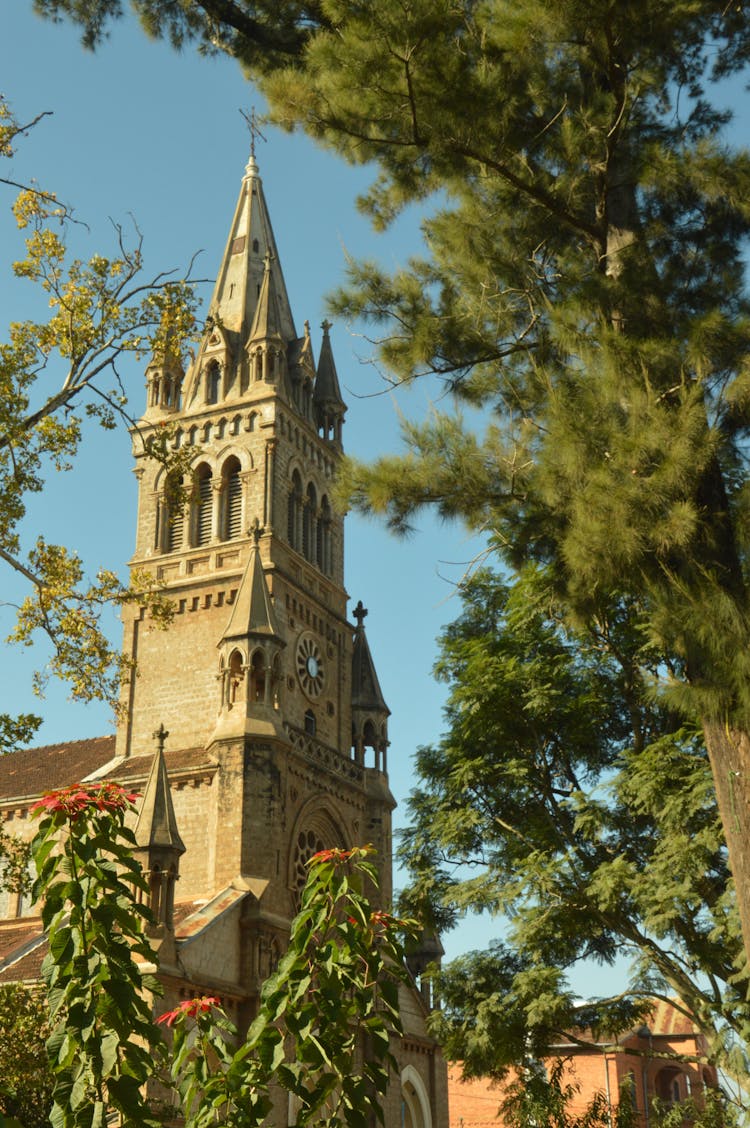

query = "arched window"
[194,465,213,547]
[221,458,242,541]
[206,360,221,404]
[303,483,317,562]
[317,496,332,574]
[165,472,184,553]
[287,471,303,551]
[250,651,266,703]
[304,709,316,736]
[401,1068,432,1128]
[228,649,244,705]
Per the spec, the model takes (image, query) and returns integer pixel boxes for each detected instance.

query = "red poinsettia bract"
[156,996,221,1027]
[32,781,140,820]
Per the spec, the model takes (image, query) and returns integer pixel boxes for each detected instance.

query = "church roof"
[133,732,186,855]
[314,320,346,414]
[351,603,390,715]
[219,533,281,643]
[0,735,116,803]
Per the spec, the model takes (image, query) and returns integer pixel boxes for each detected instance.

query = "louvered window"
[196,471,212,546]
[167,504,184,553]
[226,469,242,540]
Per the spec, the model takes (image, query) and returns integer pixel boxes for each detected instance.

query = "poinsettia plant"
[32,786,415,1128]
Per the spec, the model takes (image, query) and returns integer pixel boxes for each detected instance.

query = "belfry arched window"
[287,471,303,552]
[221,457,242,541]
[194,464,213,547]
[317,496,332,574]
[165,472,184,553]
[303,483,316,561]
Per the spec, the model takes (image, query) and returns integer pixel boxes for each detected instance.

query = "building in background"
[0,148,447,1128]
[448,1000,718,1128]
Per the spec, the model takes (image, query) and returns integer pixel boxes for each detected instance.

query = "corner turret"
[351,601,390,771]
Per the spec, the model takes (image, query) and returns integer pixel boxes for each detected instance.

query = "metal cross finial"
[250,517,263,545]
[321,319,332,334]
[353,600,368,628]
[153,723,169,754]
[240,106,267,159]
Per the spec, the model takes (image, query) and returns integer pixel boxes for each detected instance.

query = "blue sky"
[2,5,495,960]
[4,7,745,990]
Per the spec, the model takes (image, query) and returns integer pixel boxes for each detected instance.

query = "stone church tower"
[111,149,448,1127]
[0,147,446,1128]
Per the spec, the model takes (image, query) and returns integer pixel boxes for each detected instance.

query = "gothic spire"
[248,250,286,343]
[351,601,389,715]
[207,152,295,343]
[134,724,186,855]
[314,320,346,412]
[219,521,281,643]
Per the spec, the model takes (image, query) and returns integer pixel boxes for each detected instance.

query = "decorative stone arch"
[215,445,253,474]
[205,358,222,404]
[248,646,267,704]
[288,802,347,906]
[401,1066,432,1128]
[287,468,304,552]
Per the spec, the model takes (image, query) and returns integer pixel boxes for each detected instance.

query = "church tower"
[117,147,398,947]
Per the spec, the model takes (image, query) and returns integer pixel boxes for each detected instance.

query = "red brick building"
[448,1000,718,1128]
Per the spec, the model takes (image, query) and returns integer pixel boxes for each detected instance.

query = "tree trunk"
[702,718,750,984]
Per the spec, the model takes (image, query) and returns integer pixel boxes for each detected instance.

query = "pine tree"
[399,564,749,1092]
[36,1,750,962]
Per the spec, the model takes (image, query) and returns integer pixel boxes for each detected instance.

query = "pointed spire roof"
[220,521,281,643]
[351,601,390,714]
[134,725,186,855]
[314,320,346,413]
[248,251,285,342]
[207,152,295,344]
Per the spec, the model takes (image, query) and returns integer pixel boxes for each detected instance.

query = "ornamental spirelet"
[32,781,140,820]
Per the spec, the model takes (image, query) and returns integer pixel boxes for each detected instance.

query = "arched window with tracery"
[206,360,221,404]
[303,483,316,561]
[221,457,242,541]
[287,470,303,551]
[193,464,213,547]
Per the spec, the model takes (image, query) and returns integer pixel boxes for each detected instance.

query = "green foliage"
[0,93,199,749]
[32,782,163,1128]
[31,795,412,1128]
[0,984,55,1128]
[163,847,415,1128]
[399,564,748,1090]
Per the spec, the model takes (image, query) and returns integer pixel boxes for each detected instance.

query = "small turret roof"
[351,601,390,715]
[248,250,286,343]
[313,320,346,414]
[219,523,281,643]
[134,725,186,855]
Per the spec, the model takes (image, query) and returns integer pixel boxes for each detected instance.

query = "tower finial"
[353,601,368,628]
[250,517,263,546]
[240,106,267,176]
[153,722,169,754]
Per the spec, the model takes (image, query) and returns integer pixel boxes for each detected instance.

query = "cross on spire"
[250,517,263,545]
[153,722,169,754]
[353,600,368,628]
[240,106,267,159]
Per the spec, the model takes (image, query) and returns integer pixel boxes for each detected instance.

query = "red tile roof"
[0,736,116,803]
